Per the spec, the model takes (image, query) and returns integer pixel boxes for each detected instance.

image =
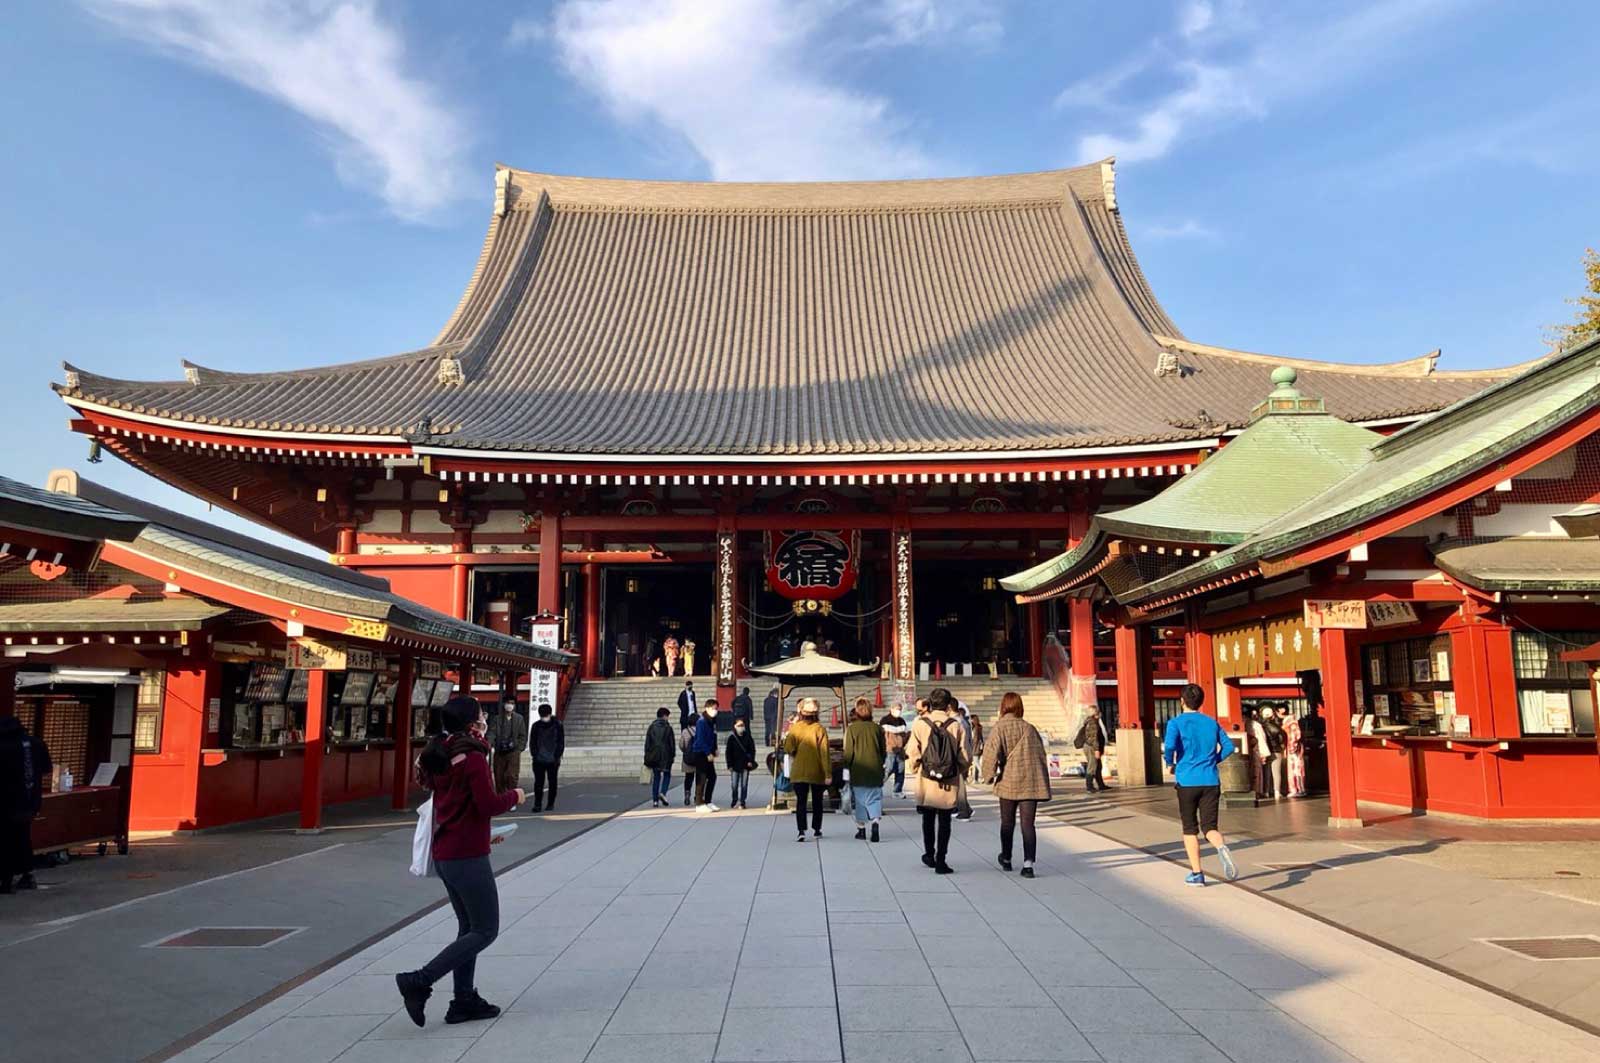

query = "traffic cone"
[874,684,884,707]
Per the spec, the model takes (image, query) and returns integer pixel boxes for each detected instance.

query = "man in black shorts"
[1161,683,1238,886]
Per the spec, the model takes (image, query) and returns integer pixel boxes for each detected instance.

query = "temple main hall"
[54,161,1509,715]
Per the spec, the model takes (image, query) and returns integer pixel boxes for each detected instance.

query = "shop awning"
[0,596,228,633]
[1432,537,1600,593]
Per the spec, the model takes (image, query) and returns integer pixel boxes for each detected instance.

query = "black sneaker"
[444,991,501,1025]
[855,827,867,840]
[921,853,936,868]
[935,863,955,875]
[395,971,431,1028]
[813,829,822,839]
[870,823,880,843]
[797,832,808,843]
[998,855,1013,872]
[1020,866,1035,879]
[529,803,542,813]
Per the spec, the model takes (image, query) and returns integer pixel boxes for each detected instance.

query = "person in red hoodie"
[396,697,522,1028]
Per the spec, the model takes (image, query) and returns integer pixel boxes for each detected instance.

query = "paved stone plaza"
[164,777,1600,1063]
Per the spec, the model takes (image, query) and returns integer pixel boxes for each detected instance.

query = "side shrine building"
[54,162,1515,733]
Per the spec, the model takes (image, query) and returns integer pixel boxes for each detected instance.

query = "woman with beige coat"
[980,692,1052,878]
[905,687,969,873]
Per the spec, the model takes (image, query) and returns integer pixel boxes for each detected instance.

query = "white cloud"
[862,0,1004,48]
[83,0,472,222]
[1178,0,1214,38]
[1141,218,1220,241]
[543,0,934,181]
[1065,1,1464,166]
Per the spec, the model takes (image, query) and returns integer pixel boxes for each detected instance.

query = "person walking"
[1162,683,1239,887]
[644,706,676,807]
[981,692,1051,878]
[677,679,699,730]
[968,712,986,785]
[1074,705,1110,793]
[906,687,968,873]
[725,715,758,809]
[396,697,521,1027]
[0,715,50,893]
[842,697,886,842]
[691,699,720,811]
[527,703,564,812]
[1282,707,1307,797]
[488,700,527,794]
[679,712,699,806]
[782,697,830,840]
[954,703,975,821]
[879,703,910,798]
[763,685,780,746]
[1250,706,1283,800]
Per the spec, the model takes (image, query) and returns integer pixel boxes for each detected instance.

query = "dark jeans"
[531,762,559,807]
[793,782,825,833]
[921,807,953,863]
[998,798,1038,863]
[1084,749,1106,791]
[683,765,696,802]
[650,767,672,802]
[420,855,499,998]
[765,712,778,746]
[886,751,905,793]
[1,815,33,885]
[730,770,750,805]
[694,759,718,805]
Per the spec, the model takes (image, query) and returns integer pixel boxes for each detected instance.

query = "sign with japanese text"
[1304,599,1367,630]
[1213,623,1264,680]
[1265,614,1321,672]
[288,637,347,671]
[529,616,561,710]
[1366,600,1420,628]
[764,530,860,600]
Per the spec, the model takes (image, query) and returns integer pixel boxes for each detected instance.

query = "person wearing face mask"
[690,699,721,811]
[725,715,758,809]
[879,702,910,798]
[527,703,564,812]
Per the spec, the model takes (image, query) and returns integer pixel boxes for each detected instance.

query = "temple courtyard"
[132,776,1600,1063]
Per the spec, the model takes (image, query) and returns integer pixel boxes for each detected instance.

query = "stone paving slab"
[183,775,1600,1063]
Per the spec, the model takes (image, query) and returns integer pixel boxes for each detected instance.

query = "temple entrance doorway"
[602,563,713,677]
[745,555,888,670]
[913,559,1028,676]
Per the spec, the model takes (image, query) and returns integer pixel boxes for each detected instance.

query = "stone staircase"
[560,674,1074,778]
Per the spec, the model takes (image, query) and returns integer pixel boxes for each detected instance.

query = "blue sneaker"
[1217,845,1238,881]
[1184,871,1207,887]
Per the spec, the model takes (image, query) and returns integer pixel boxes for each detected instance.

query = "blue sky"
[2,0,1598,550]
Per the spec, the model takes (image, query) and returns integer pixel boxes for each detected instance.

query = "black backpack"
[920,719,961,785]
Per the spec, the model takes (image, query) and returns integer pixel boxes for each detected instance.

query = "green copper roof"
[1127,336,1600,604]
[1099,404,1378,546]
[1431,538,1600,593]
[1000,527,1107,596]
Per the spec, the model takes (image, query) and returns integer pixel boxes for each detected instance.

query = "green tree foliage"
[1548,247,1600,351]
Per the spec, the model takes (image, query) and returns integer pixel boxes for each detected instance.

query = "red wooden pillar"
[1320,627,1362,828]
[450,521,472,621]
[1113,622,1158,786]
[1184,607,1219,721]
[300,669,328,832]
[582,562,601,680]
[335,524,357,556]
[1065,505,1096,697]
[391,654,414,810]
[1025,603,1044,677]
[714,519,739,697]
[538,513,562,617]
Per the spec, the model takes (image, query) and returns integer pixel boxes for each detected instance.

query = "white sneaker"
[706,803,721,812]
[695,804,712,813]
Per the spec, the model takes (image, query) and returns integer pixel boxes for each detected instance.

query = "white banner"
[529,617,561,710]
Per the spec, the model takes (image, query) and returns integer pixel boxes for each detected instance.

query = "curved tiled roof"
[56,163,1509,457]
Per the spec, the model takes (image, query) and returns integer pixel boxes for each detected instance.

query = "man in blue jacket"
[691,699,721,811]
[1162,683,1239,886]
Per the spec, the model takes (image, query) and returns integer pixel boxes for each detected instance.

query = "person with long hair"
[981,692,1051,878]
[782,697,831,841]
[396,696,522,1027]
[906,687,968,873]
[842,696,886,842]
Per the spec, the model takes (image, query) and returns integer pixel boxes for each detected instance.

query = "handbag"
[409,796,436,878]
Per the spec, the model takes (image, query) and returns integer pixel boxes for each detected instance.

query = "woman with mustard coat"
[782,698,831,841]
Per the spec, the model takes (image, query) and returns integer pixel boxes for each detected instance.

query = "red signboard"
[764,530,860,600]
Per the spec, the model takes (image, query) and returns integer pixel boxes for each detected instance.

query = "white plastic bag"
[410,797,436,878]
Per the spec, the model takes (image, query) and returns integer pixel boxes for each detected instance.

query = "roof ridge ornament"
[1100,159,1117,212]
[437,354,465,388]
[184,363,201,385]
[1249,366,1326,421]
[494,167,512,217]
[1154,349,1181,377]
